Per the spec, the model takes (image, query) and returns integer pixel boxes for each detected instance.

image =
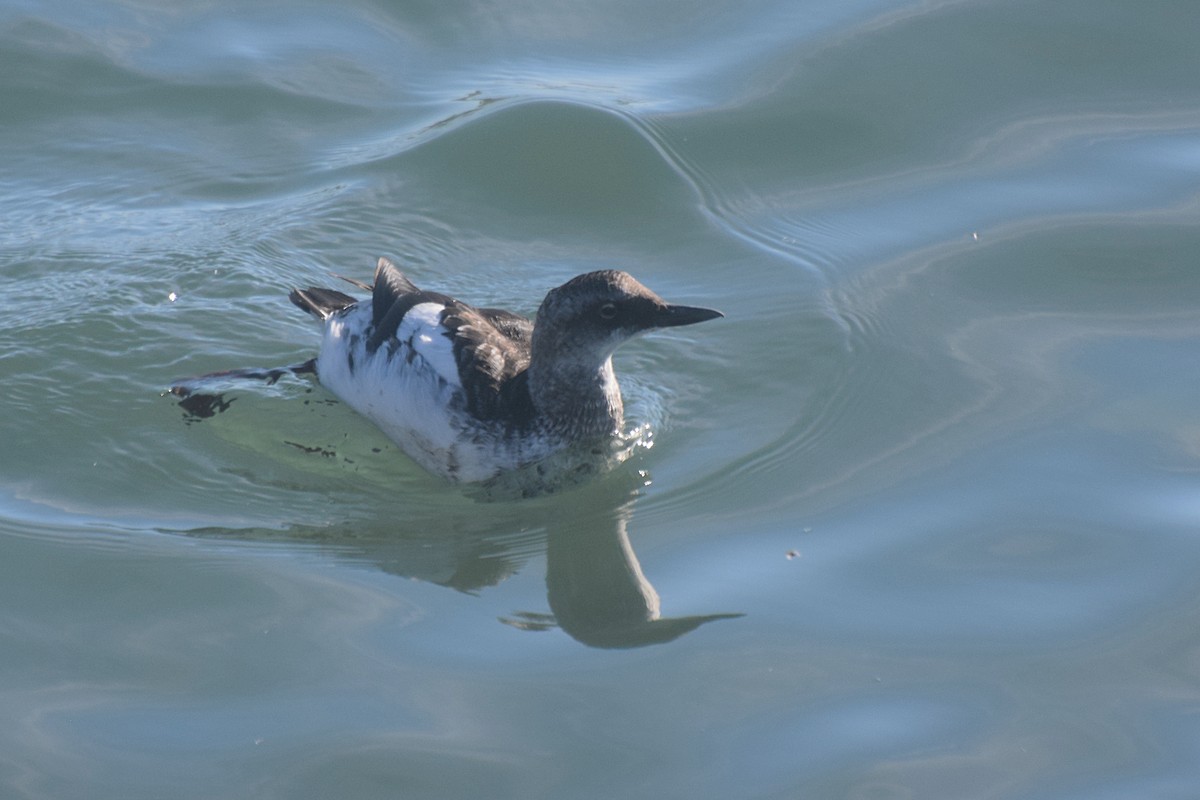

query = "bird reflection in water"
[502,502,742,648]
[185,477,741,649]
[170,349,738,648]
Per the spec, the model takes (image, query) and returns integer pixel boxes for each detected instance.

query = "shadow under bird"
[175,257,722,483]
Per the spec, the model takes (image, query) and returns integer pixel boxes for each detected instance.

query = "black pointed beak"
[655,303,724,328]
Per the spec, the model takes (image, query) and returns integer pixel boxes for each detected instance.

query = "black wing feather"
[441,303,535,424]
[372,257,420,328]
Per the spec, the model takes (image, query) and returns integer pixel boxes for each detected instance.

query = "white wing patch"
[397,302,461,388]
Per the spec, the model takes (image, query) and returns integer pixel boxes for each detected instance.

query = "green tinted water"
[4,0,1200,797]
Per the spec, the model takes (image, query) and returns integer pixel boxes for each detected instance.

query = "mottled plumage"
[286,257,721,482]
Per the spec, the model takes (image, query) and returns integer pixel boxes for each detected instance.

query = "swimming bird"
[282,257,723,483]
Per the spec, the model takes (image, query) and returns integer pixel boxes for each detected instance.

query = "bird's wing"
[439,303,533,420]
[475,307,534,347]
[371,256,422,330]
[365,259,535,420]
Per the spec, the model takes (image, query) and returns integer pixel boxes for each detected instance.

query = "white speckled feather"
[396,302,461,388]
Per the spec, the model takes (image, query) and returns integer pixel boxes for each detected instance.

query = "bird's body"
[306,290,549,482]
[198,257,722,484]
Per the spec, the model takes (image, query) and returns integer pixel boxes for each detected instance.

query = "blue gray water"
[4,0,1200,797]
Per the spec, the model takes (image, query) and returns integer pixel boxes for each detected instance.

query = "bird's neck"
[528,355,624,441]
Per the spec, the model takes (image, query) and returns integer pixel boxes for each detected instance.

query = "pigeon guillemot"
[283,258,723,483]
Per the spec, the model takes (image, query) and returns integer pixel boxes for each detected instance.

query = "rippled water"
[4,0,1200,797]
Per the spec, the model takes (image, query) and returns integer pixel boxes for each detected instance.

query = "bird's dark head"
[533,270,722,363]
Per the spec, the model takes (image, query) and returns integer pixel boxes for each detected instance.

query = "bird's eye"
[598,302,618,320]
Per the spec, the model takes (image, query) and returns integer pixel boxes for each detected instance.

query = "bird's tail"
[288,286,358,320]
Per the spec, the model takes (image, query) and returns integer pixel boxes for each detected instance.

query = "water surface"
[4,0,1200,797]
